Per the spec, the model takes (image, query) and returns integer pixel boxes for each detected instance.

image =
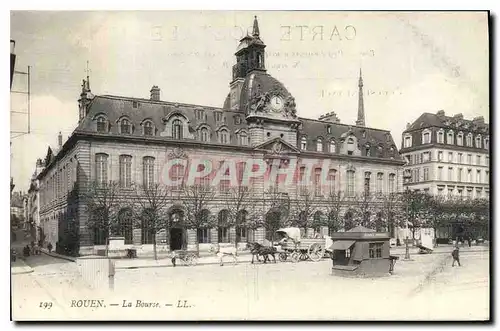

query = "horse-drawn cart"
[170,250,198,267]
[275,228,333,263]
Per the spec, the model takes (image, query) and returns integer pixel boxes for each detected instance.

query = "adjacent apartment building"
[400,110,490,199]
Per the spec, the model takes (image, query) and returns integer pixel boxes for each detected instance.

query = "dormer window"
[347,137,355,155]
[404,135,412,148]
[219,129,229,144]
[316,138,323,152]
[437,130,444,144]
[329,140,336,153]
[484,137,489,150]
[195,109,204,120]
[172,119,183,139]
[447,130,454,144]
[214,111,223,122]
[365,144,371,157]
[239,131,248,146]
[143,121,154,136]
[457,132,464,146]
[120,118,131,134]
[200,127,209,142]
[466,133,473,147]
[132,101,138,108]
[327,125,332,134]
[377,146,383,157]
[96,116,107,133]
[422,129,431,144]
[475,135,482,148]
[234,116,241,125]
[300,137,307,150]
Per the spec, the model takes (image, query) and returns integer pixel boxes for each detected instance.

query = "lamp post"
[403,169,412,260]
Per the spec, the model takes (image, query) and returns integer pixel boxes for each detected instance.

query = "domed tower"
[224,16,300,147]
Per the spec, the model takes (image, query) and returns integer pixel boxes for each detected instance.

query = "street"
[11,249,489,320]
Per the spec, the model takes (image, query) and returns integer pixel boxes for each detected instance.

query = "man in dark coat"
[452,246,461,267]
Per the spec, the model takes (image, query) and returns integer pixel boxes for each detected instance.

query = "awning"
[330,240,355,251]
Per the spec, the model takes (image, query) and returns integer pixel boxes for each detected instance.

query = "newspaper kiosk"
[330,226,396,277]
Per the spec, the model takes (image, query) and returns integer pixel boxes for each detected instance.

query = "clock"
[270,96,284,112]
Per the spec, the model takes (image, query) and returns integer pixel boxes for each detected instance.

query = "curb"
[11,268,34,275]
[11,258,34,275]
[40,249,77,262]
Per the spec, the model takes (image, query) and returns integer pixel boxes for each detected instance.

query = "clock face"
[270,96,284,111]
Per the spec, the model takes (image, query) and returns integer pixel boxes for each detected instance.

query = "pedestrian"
[452,246,461,267]
[47,242,53,253]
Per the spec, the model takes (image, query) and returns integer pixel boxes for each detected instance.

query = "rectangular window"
[95,154,108,185]
[143,157,155,188]
[467,169,471,182]
[347,171,355,197]
[171,164,185,190]
[299,166,307,195]
[448,167,453,181]
[236,227,247,242]
[314,168,322,196]
[369,243,383,258]
[376,173,383,193]
[458,153,463,163]
[218,227,230,243]
[423,167,429,181]
[438,151,443,161]
[486,156,489,166]
[467,154,472,164]
[448,152,453,162]
[328,169,337,194]
[197,228,211,244]
[476,170,481,183]
[364,172,371,194]
[220,179,230,193]
[458,168,462,182]
[423,132,430,144]
[423,152,430,162]
[476,155,481,165]
[119,155,132,188]
[388,174,395,193]
[438,167,444,181]
[404,136,411,148]
[485,171,489,183]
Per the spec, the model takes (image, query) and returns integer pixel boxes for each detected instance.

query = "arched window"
[328,169,337,193]
[365,145,371,157]
[466,133,473,147]
[116,208,133,244]
[200,127,209,142]
[422,130,431,144]
[329,140,336,153]
[218,210,230,243]
[376,172,383,194]
[364,172,371,194]
[119,155,132,188]
[143,156,155,189]
[143,121,153,136]
[171,164,185,190]
[120,118,131,134]
[95,153,108,185]
[300,137,307,150]
[219,129,229,144]
[97,116,107,133]
[388,173,396,193]
[457,132,464,146]
[172,119,183,139]
[447,130,454,144]
[316,138,323,152]
[484,137,489,150]
[239,131,248,146]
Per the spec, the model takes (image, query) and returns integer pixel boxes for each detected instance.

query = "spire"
[356,68,366,127]
[85,60,91,91]
[252,16,260,37]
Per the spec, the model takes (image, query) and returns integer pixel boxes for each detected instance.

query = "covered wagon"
[275,227,333,263]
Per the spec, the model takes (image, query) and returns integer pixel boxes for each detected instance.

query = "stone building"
[400,110,490,199]
[37,17,405,256]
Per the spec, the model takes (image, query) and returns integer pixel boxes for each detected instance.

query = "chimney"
[473,116,485,125]
[436,110,445,117]
[406,122,411,129]
[150,85,160,101]
[58,132,62,148]
[318,111,341,123]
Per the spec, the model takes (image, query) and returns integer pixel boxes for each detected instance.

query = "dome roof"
[239,70,293,114]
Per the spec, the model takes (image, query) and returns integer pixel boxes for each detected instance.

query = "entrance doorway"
[170,228,183,251]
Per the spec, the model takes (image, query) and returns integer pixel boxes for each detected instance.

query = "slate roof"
[75,93,402,161]
[404,112,489,135]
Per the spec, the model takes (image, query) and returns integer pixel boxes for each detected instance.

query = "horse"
[209,243,238,266]
[246,242,277,264]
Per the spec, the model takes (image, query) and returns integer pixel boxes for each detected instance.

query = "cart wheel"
[291,252,300,263]
[308,243,324,262]
[279,252,287,262]
[187,254,197,266]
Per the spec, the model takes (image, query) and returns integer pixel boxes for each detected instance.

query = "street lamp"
[403,169,412,260]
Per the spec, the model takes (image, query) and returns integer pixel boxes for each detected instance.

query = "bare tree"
[380,192,403,234]
[131,183,173,260]
[290,188,319,235]
[262,186,290,244]
[325,189,345,234]
[401,190,432,241]
[181,184,216,254]
[83,180,122,256]
[222,185,253,248]
[352,192,377,229]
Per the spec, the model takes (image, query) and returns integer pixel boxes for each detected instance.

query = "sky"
[9,11,489,192]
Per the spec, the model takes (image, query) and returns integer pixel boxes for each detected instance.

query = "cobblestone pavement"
[11,249,489,320]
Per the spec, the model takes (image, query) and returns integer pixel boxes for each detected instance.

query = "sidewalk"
[390,244,489,256]
[40,248,77,262]
[11,258,34,275]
